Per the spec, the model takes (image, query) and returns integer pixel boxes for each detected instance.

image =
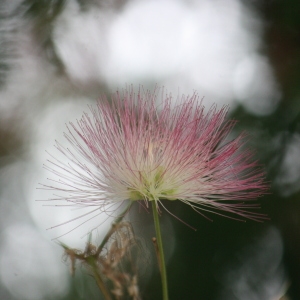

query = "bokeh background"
[0,0,299,299]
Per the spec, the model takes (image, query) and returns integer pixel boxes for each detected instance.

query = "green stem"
[152,202,169,300]
[89,258,113,300]
[96,200,133,256]
[90,200,132,299]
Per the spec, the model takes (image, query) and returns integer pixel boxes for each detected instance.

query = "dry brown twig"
[62,222,145,300]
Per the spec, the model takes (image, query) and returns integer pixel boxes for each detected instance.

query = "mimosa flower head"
[43,87,267,226]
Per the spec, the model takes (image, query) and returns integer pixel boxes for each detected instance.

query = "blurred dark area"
[1,0,300,299]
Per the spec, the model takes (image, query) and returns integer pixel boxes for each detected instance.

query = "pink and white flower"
[43,87,267,224]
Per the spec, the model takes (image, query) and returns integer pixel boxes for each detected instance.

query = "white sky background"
[0,0,284,299]
[52,0,280,114]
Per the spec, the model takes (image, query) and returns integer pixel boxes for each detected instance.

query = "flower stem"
[152,202,169,300]
[88,258,113,300]
[96,200,132,256]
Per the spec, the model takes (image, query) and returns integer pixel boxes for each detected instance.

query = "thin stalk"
[96,200,133,256]
[89,200,132,299]
[60,245,112,300]
[152,202,169,300]
[88,258,113,300]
